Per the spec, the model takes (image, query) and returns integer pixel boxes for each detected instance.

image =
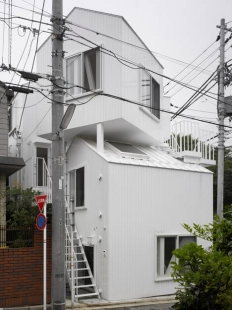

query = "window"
[36,147,48,187]
[156,235,196,279]
[141,70,160,119]
[66,47,101,97]
[69,167,85,208]
[8,107,12,132]
[106,141,149,160]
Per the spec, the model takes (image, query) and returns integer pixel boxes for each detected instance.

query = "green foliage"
[3,185,40,227]
[171,210,232,310]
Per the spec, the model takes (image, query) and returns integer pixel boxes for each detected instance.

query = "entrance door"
[36,147,48,186]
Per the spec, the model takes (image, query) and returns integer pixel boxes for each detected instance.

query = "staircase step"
[75,284,96,289]
[74,276,91,279]
[75,293,99,298]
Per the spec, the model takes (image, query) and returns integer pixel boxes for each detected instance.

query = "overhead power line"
[164,41,217,89]
[171,70,218,120]
[18,0,45,132]
[66,20,215,75]
[63,32,220,101]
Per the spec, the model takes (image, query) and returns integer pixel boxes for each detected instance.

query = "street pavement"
[85,303,174,309]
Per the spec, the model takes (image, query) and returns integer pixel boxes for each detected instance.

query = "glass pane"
[110,142,146,155]
[66,55,81,96]
[141,70,151,109]
[157,236,176,277]
[66,57,75,95]
[151,78,160,118]
[179,236,196,248]
[83,48,100,92]
[164,237,176,275]
[76,167,84,207]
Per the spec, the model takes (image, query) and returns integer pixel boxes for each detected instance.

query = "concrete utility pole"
[51,0,66,309]
[217,18,225,219]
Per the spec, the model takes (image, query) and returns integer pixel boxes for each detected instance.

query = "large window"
[141,70,160,119]
[69,167,85,208]
[156,235,196,279]
[66,47,101,97]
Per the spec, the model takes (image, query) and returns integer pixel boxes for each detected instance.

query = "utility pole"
[217,18,225,219]
[51,0,66,309]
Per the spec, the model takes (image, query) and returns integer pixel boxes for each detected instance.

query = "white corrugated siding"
[67,137,110,300]
[36,8,170,145]
[107,163,213,300]
[67,138,213,301]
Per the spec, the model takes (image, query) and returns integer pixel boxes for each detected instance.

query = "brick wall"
[0,225,52,308]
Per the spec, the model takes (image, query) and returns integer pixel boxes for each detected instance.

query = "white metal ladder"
[65,200,100,301]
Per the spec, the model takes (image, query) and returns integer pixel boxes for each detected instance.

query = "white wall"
[107,163,213,300]
[67,137,110,300]
[36,8,170,145]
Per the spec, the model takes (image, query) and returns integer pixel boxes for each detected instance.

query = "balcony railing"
[168,121,216,166]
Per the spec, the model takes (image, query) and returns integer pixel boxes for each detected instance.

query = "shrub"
[171,212,232,310]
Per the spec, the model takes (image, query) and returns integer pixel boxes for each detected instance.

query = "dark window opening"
[36,147,48,186]
[141,70,160,119]
[76,167,85,207]
[8,107,12,132]
[83,245,94,285]
[151,78,160,118]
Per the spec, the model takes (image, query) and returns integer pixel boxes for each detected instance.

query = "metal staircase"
[65,200,100,301]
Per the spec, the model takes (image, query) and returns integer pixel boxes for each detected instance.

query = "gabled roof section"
[82,138,212,174]
[38,7,163,68]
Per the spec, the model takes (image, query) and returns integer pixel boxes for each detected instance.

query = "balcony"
[168,121,216,167]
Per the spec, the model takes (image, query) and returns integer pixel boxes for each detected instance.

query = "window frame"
[65,46,102,99]
[106,141,149,160]
[140,69,160,121]
[154,233,197,282]
[69,165,86,210]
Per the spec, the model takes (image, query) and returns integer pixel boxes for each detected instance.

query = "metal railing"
[169,121,215,162]
[0,225,34,248]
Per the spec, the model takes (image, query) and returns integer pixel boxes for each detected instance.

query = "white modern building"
[9,7,215,302]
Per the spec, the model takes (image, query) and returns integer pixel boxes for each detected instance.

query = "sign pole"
[44,202,47,310]
[35,195,47,310]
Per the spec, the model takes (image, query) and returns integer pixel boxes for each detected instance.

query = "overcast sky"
[0,0,232,142]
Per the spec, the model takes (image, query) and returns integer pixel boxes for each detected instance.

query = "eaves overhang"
[0,156,25,177]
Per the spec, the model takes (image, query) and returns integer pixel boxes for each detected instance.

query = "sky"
[0,0,232,144]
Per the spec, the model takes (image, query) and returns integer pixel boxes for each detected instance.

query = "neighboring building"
[0,82,25,232]
[9,8,215,302]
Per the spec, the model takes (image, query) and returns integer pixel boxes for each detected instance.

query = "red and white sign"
[35,195,47,213]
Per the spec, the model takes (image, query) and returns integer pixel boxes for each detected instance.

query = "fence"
[0,225,34,248]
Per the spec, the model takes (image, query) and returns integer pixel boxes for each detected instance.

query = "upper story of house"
[35,7,170,146]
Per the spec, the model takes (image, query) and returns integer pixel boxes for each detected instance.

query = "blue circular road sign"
[36,213,46,230]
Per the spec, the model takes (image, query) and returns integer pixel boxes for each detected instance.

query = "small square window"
[141,70,160,119]
[66,47,101,97]
[156,235,196,279]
